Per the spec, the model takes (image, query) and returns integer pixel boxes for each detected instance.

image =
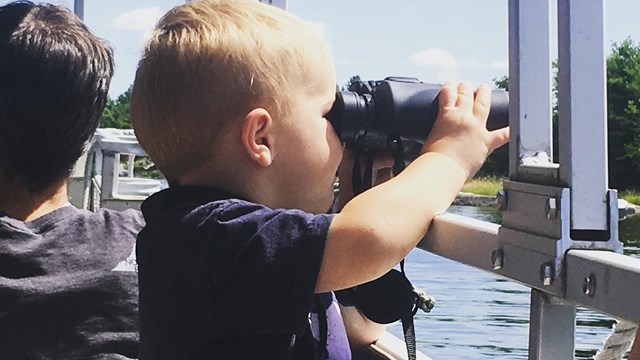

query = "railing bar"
[418,214,640,321]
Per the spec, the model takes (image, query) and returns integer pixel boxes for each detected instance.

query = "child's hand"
[422,81,510,179]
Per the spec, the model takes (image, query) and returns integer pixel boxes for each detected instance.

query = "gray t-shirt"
[0,205,144,359]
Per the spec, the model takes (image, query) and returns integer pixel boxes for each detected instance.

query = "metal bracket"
[495,180,622,296]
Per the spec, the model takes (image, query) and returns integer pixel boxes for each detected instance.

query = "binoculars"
[326,77,509,159]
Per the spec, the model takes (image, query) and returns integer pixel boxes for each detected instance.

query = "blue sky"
[4,0,640,98]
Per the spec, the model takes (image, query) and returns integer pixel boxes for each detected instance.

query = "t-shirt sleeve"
[206,200,333,335]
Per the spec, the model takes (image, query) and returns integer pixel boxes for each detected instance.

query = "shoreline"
[455,192,640,219]
[453,192,497,207]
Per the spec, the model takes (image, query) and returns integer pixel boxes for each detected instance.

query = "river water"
[386,205,640,359]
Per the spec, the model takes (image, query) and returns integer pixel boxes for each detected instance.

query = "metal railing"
[419,1,640,358]
[80,129,164,212]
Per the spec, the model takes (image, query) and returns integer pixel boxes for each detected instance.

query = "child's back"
[136,187,339,359]
[0,2,142,357]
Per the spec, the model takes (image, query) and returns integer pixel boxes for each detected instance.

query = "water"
[386,205,639,359]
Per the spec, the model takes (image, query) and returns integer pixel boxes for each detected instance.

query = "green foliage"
[462,176,505,196]
[100,86,132,129]
[486,40,640,190]
[464,179,640,205]
[619,189,640,205]
[342,75,362,91]
[133,156,164,179]
[607,38,640,189]
[493,75,509,91]
[477,145,509,177]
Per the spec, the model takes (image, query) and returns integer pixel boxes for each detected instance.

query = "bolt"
[541,263,554,286]
[491,249,504,270]
[547,197,558,219]
[583,274,597,297]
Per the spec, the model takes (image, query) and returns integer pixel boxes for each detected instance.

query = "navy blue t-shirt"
[137,186,338,359]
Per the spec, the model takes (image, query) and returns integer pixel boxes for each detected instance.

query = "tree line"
[484,38,640,190]
[100,38,640,190]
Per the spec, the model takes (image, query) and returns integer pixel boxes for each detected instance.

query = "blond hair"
[131,0,333,182]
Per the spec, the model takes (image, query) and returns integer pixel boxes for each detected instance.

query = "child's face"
[272,66,342,213]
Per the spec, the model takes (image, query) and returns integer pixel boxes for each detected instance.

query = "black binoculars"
[326,77,509,159]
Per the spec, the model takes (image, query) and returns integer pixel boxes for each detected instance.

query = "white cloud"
[459,59,486,70]
[410,48,509,77]
[409,48,457,70]
[113,7,162,32]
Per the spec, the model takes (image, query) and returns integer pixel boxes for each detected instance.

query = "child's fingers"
[455,81,474,109]
[488,127,510,152]
[439,81,457,109]
[473,83,491,122]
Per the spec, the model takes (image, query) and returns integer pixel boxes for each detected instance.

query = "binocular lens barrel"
[326,80,509,152]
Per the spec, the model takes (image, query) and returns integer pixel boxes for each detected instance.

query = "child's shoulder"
[138,186,334,264]
[141,186,330,229]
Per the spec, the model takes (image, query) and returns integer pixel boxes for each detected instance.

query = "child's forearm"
[317,152,466,292]
[346,152,466,248]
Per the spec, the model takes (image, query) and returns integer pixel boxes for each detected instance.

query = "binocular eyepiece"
[326,77,509,158]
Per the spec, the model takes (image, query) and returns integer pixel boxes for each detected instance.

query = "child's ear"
[241,108,273,167]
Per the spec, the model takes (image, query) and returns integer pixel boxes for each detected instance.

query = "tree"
[341,75,362,91]
[100,86,132,129]
[494,75,509,92]
[486,40,640,190]
[606,38,640,189]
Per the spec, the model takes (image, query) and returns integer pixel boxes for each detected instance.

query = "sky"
[3,0,640,98]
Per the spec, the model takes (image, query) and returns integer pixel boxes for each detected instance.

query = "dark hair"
[0,1,114,193]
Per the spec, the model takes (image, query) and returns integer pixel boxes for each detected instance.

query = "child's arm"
[317,81,509,292]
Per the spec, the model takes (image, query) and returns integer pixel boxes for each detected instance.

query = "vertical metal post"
[101,151,119,202]
[528,290,576,359]
[557,0,608,231]
[508,0,553,181]
[73,0,84,20]
[508,1,580,357]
